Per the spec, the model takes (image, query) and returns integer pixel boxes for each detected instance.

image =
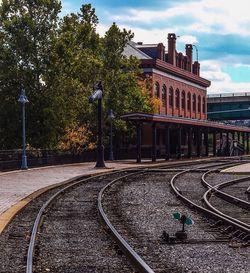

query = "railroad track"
[99,159,250,273]
[171,161,250,248]
[1,158,250,273]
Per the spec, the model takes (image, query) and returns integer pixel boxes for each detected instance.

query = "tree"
[100,23,153,146]
[0,2,154,151]
[0,0,61,149]
[46,4,103,139]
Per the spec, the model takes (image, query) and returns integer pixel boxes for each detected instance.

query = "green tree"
[0,0,61,149]
[49,6,154,149]
[100,23,153,146]
[46,4,102,133]
[0,2,154,152]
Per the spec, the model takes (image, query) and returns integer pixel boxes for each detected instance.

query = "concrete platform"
[0,159,173,234]
[0,157,223,234]
[222,163,250,174]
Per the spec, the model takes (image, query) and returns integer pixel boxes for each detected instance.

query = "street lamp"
[89,81,106,168]
[18,86,29,170]
[192,44,198,62]
[108,109,115,161]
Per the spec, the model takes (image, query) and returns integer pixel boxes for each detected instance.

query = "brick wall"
[150,72,207,120]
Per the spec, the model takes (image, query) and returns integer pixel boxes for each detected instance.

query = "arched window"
[162,84,167,107]
[202,97,206,113]
[154,82,160,98]
[181,91,185,110]
[169,87,173,107]
[187,92,191,111]
[175,89,180,108]
[192,94,196,111]
[198,95,201,112]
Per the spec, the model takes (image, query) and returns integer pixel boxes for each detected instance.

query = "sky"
[60,0,250,94]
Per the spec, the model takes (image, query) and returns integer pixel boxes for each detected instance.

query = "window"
[187,92,191,110]
[169,87,173,107]
[162,84,167,107]
[198,95,201,112]
[175,89,180,108]
[181,91,185,110]
[192,94,196,111]
[202,97,206,113]
[154,82,160,98]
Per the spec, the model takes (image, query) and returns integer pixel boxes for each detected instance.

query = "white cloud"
[201,60,250,94]
[110,0,250,36]
[208,81,250,94]
[97,23,179,44]
[96,23,108,37]
[178,35,198,45]
[96,21,250,94]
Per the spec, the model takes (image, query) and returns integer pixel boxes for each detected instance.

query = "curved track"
[22,158,250,273]
[170,161,250,245]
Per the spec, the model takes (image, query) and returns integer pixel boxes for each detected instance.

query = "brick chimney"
[185,44,193,72]
[193,61,200,76]
[168,33,176,66]
[157,43,165,61]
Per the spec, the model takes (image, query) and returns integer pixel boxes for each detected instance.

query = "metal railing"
[208,92,250,98]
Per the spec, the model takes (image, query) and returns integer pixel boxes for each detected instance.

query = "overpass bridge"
[207,92,250,120]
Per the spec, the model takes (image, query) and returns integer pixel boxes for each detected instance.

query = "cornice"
[141,59,211,88]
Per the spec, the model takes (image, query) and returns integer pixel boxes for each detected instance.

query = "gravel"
[102,171,250,273]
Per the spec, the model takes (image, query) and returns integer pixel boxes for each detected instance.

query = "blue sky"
[61,0,250,94]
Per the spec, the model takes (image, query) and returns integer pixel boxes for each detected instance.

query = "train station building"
[122,33,250,162]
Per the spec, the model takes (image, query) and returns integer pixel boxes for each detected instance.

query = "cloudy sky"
[61,0,250,94]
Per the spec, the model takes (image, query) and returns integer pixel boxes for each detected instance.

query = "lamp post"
[89,81,106,168]
[108,109,115,161]
[18,86,29,170]
[192,44,198,62]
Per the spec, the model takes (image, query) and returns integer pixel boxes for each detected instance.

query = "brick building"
[121,33,250,161]
[124,33,210,119]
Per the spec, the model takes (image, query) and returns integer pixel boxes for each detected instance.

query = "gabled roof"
[123,41,152,60]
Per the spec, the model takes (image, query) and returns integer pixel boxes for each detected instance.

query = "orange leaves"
[57,123,95,154]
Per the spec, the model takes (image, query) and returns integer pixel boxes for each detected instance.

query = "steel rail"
[98,170,155,273]
[201,165,249,189]
[170,162,250,237]
[203,189,250,231]
[202,171,250,209]
[202,174,250,229]
[97,161,239,273]
[25,157,247,273]
[26,159,217,273]
[26,169,137,273]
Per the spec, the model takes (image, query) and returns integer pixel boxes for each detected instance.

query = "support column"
[213,131,217,156]
[232,132,235,141]
[231,132,235,157]
[165,124,170,160]
[219,132,223,156]
[204,128,209,157]
[136,122,142,163]
[238,132,240,142]
[196,128,201,157]
[188,127,192,158]
[226,132,230,156]
[247,133,249,155]
[177,127,182,159]
[242,132,245,154]
[152,122,157,162]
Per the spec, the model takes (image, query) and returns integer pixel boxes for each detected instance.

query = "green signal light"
[185,218,194,225]
[172,212,181,220]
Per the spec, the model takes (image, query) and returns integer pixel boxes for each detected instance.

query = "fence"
[0,149,96,171]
